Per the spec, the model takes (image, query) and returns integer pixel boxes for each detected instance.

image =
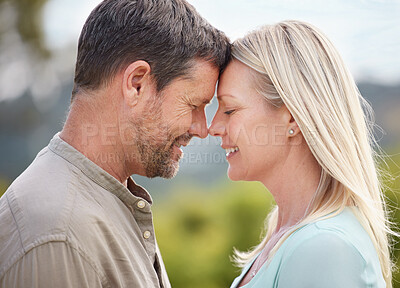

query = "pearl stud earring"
[289,129,294,135]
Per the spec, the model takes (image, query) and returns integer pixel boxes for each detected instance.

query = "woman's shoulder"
[285,207,374,258]
[274,207,384,287]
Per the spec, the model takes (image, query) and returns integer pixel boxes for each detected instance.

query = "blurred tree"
[0,0,50,57]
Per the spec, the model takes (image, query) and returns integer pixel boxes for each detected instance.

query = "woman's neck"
[263,144,322,230]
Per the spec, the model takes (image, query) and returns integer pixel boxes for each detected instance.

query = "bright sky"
[44,0,400,84]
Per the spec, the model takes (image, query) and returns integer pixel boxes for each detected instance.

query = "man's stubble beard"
[134,97,181,179]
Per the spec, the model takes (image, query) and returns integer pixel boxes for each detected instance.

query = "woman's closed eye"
[224,109,236,115]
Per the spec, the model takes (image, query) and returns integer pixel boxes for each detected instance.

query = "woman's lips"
[224,146,239,158]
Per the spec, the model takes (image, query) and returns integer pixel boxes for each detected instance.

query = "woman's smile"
[224,146,239,158]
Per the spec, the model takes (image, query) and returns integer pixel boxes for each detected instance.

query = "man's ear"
[122,60,153,107]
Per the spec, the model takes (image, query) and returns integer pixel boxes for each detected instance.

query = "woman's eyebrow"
[216,94,235,101]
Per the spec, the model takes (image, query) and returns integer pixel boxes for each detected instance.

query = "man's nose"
[189,111,208,139]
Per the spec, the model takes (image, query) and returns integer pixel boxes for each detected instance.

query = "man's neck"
[60,98,133,184]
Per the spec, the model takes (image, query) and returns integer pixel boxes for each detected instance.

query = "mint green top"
[230,208,385,288]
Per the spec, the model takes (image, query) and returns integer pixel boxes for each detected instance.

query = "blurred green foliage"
[154,152,400,288]
[384,151,400,286]
[154,181,274,288]
[0,177,9,198]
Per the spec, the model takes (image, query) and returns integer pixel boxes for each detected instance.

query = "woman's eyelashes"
[224,109,236,115]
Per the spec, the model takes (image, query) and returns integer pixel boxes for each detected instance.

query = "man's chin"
[161,168,179,179]
[145,159,180,179]
[161,160,180,179]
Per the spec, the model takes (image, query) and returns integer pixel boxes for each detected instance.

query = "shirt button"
[136,200,146,209]
[143,231,151,239]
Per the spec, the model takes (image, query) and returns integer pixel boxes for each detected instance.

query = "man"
[0,0,230,287]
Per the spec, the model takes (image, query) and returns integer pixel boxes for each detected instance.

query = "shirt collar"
[48,132,153,206]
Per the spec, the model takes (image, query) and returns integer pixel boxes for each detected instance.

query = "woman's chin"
[227,166,245,181]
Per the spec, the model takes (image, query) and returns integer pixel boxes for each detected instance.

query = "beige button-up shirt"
[0,133,171,288]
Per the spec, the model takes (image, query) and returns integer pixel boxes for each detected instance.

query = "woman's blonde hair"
[231,20,396,287]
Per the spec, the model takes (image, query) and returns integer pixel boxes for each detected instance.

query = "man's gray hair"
[72,0,231,97]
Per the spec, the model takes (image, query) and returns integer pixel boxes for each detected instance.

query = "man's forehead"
[187,60,219,82]
[167,61,218,104]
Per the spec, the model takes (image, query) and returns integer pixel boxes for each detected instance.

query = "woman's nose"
[208,119,226,137]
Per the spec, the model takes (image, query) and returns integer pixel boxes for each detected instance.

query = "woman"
[209,21,395,287]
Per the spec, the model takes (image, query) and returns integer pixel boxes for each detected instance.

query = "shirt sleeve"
[0,241,105,288]
[277,231,367,288]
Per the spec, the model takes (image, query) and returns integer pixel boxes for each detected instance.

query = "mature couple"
[0,0,393,287]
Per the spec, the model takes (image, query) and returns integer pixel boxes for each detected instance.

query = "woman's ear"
[281,105,300,137]
[122,60,152,107]
[288,114,300,137]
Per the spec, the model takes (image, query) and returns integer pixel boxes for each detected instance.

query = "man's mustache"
[173,132,193,147]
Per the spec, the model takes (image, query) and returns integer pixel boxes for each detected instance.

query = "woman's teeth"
[225,147,239,157]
